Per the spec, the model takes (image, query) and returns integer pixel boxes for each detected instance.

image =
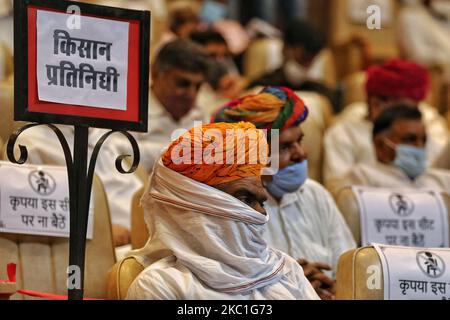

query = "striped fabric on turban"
[366,59,430,101]
[211,86,309,130]
[162,122,268,186]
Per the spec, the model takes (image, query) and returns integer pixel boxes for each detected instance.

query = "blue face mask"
[200,0,227,23]
[266,161,308,199]
[393,144,427,180]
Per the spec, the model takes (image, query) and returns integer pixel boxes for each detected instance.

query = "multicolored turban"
[211,86,309,130]
[366,59,430,102]
[162,122,268,186]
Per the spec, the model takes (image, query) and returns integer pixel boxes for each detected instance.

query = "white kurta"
[263,179,356,277]
[12,125,143,229]
[398,5,450,69]
[127,254,319,300]
[331,162,450,194]
[323,102,449,185]
[126,158,319,300]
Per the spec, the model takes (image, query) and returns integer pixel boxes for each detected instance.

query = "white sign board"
[374,244,450,300]
[36,10,129,110]
[353,186,449,248]
[0,161,93,239]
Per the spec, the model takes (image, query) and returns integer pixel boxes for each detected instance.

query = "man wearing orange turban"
[211,87,356,300]
[324,59,449,187]
[126,122,319,300]
[162,121,268,187]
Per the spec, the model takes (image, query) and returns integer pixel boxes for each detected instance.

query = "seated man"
[323,59,449,186]
[329,105,450,195]
[247,19,336,109]
[126,122,319,300]
[212,87,356,299]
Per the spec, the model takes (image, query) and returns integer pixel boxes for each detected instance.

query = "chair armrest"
[0,282,17,300]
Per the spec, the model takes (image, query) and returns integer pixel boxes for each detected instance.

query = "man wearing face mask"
[323,59,449,188]
[247,20,337,109]
[330,105,450,194]
[212,87,356,300]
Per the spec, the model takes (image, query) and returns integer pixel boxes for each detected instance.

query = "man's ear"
[373,134,384,150]
[368,95,383,121]
[373,134,392,164]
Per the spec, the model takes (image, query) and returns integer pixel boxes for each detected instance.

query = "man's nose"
[291,142,308,162]
[185,83,199,99]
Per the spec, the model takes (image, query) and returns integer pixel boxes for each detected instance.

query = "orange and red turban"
[366,59,430,101]
[211,86,309,130]
[163,122,268,186]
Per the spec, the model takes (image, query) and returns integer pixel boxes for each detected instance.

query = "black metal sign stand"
[11,0,149,300]
[7,124,140,300]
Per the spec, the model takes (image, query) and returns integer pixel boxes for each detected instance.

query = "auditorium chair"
[0,80,15,143]
[0,42,12,82]
[0,137,3,160]
[336,246,384,299]
[106,255,144,300]
[107,186,147,300]
[0,171,116,299]
[242,37,283,81]
[334,186,450,246]
[296,91,333,183]
[329,0,399,79]
[130,186,147,250]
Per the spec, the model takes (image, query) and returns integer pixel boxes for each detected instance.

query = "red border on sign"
[27,6,140,122]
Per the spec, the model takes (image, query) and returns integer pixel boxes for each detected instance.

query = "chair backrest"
[336,246,383,300]
[296,91,333,183]
[0,80,26,144]
[335,187,450,247]
[0,42,13,82]
[0,137,3,160]
[131,186,148,250]
[243,37,283,81]
[329,0,399,62]
[0,174,116,299]
[341,71,366,107]
[106,256,144,300]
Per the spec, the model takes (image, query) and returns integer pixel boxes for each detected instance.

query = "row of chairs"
[0,174,115,299]
[1,153,449,299]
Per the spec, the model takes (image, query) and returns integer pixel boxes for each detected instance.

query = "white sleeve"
[322,188,357,275]
[90,131,144,229]
[125,269,180,300]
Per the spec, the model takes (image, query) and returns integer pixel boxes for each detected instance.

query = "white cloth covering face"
[126,159,319,300]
